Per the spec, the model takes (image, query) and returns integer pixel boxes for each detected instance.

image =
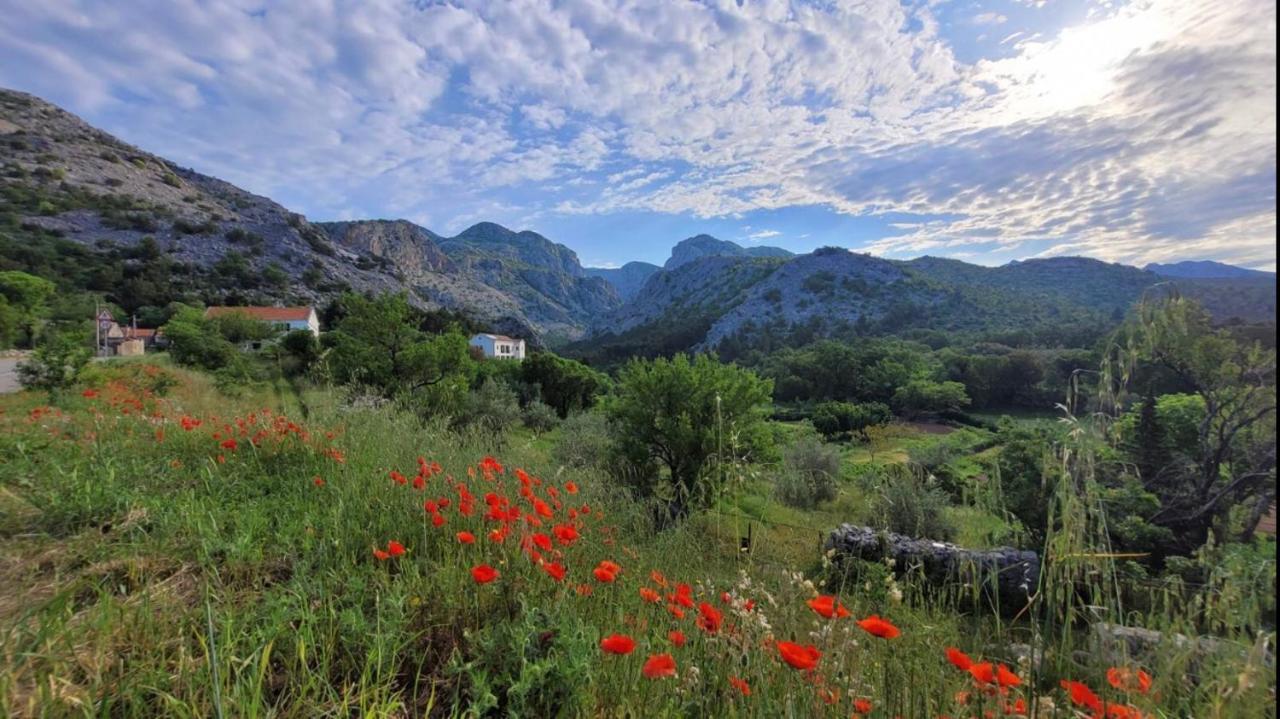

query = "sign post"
[96,308,113,356]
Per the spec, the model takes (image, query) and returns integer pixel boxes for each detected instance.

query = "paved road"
[0,358,21,394]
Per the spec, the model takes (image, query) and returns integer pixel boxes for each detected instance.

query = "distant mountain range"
[1,87,1274,351]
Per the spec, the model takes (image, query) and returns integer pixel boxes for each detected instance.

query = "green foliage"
[0,270,55,347]
[891,379,969,417]
[521,399,560,434]
[161,306,244,372]
[552,410,613,469]
[456,378,520,436]
[519,352,608,417]
[327,293,475,401]
[810,400,891,440]
[992,420,1054,543]
[605,353,773,521]
[863,464,955,541]
[15,330,91,400]
[775,437,840,509]
[278,328,322,376]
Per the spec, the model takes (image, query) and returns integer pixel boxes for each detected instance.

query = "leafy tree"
[0,270,55,347]
[891,379,969,417]
[1118,298,1277,547]
[327,292,474,398]
[605,354,773,522]
[16,330,91,401]
[811,400,892,440]
[161,306,242,371]
[992,420,1054,543]
[520,352,609,417]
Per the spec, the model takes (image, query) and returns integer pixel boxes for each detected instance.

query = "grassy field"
[0,360,1273,717]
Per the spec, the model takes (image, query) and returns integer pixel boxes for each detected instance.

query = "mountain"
[583,261,661,301]
[664,234,793,269]
[0,88,614,343]
[1145,260,1274,279]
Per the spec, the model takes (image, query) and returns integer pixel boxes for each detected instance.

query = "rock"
[825,524,1040,611]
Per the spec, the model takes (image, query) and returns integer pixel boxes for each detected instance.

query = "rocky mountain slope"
[0,89,616,342]
[664,234,793,269]
[1146,260,1275,279]
[583,261,661,301]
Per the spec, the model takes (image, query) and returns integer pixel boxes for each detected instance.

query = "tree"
[811,401,892,440]
[327,292,474,398]
[1130,393,1171,485]
[891,379,969,418]
[16,330,91,402]
[520,351,609,417]
[605,354,773,523]
[0,270,55,347]
[162,306,241,371]
[1121,297,1277,547]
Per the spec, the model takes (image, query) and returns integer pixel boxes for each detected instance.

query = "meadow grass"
[0,361,1273,717]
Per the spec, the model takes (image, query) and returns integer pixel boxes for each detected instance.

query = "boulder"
[825,524,1040,611]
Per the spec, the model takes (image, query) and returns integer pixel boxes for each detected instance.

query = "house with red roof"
[203,306,320,337]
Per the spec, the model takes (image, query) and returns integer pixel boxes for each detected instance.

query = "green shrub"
[775,438,840,508]
[521,399,560,434]
[864,464,955,540]
[16,330,91,401]
[553,410,612,469]
[456,378,519,436]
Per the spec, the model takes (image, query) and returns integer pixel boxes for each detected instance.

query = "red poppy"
[471,564,499,584]
[553,524,580,545]
[650,570,668,587]
[431,513,446,528]
[996,664,1021,688]
[456,531,476,544]
[373,548,390,561]
[1106,667,1152,694]
[312,476,325,487]
[600,634,636,655]
[856,615,900,639]
[412,475,425,490]
[639,587,661,603]
[696,602,723,633]
[424,500,438,514]
[593,566,617,583]
[598,560,622,574]
[1104,704,1147,719]
[853,698,873,714]
[776,641,821,671]
[969,662,995,685]
[1004,697,1028,716]
[220,438,238,450]
[807,595,851,619]
[668,630,687,647]
[564,481,579,494]
[387,540,405,557]
[1060,680,1102,712]
[390,470,407,485]
[945,647,973,671]
[82,388,99,399]
[667,605,686,619]
[642,653,677,679]
[533,498,554,519]
[488,527,508,543]
[729,676,751,696]
[540,561,567,581]
[531,533,553,552]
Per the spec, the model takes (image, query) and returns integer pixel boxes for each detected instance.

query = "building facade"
[468,333,526,360]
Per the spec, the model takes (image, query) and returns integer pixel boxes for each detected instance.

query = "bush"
[456,378,519,436]
[522,399,560,434]
[553,410,613,469]
[775,438,840,509]
[863,465,955,540]
[16,330,91,401]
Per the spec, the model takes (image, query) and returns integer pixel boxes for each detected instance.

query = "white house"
[469,333,526,360]
[204,306,320,336]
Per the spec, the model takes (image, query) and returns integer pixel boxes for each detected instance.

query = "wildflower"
[1004,697,1028,716]
[456,531,476,544]
[312,476,325,487]
[642,653,677,679]
[729,676,751,696]
[969,662,995,685]
[1107,667,1152,694]
[853,697,873,715]
[82,388,98,399]
[390,470,407,485]
[564,481,579,494]
[553,524,580,545]
[220,438,238,450]
[600,634,636,655]
[996,664,1021,688]
[776,641,821,671]
[696,602,723,633]
[855,615,900,639]
[431,513,446,528]
[471,564,499,584]
[387,540,405,557]
[667,605,686,619]
[593,566,617,583]
[640,587,661,603]
[540,561,567,581]
[807,595,851,619]
[373,548,390,561]
[1060,680,1103,712]
[650,570,668,587]
[946,647,973,671]
[668,630,687,647]
[532,533,553,552]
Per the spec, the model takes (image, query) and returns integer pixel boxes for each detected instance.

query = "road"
[0,358,20,394]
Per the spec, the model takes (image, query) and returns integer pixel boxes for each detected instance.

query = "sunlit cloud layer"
[0,0,1273,269]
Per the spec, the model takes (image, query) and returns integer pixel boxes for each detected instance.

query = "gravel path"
[0,358,21,394]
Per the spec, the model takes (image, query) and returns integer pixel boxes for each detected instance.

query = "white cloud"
[0,0,1272,267]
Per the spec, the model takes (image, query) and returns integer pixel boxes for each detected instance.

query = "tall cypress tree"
[1134,393,1170,486]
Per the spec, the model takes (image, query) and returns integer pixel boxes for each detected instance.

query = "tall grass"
[0,360,1273,717]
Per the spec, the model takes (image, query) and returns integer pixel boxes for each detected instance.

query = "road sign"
[97,310,113,331]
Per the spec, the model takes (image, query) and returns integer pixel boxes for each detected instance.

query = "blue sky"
[1,0,1275,270]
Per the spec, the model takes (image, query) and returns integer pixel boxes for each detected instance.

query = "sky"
[1,1,1275,271]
